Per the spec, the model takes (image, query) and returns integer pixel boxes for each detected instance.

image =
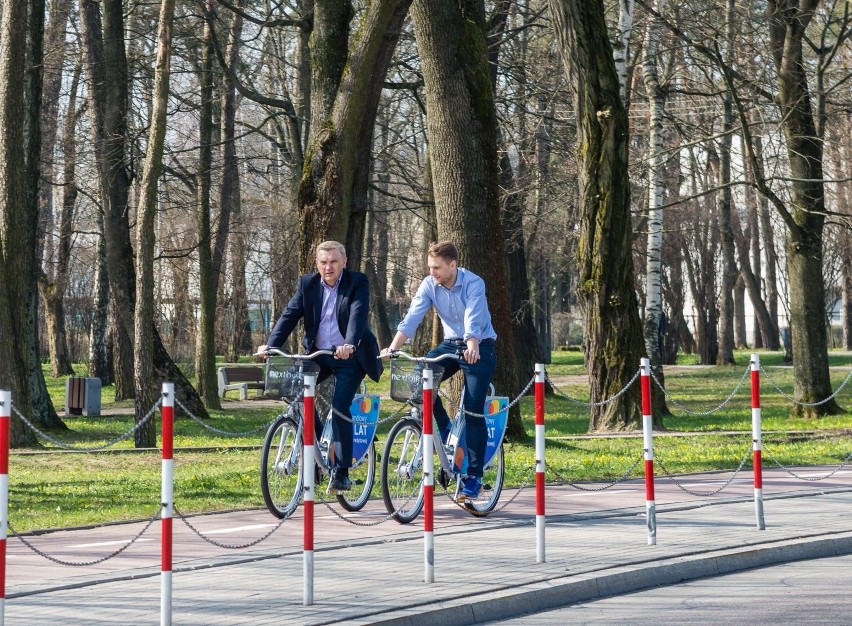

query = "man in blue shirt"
[260,241,383,493]
[383,241,497,501]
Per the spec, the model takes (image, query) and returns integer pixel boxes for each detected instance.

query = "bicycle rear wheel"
[260,414,303,518]
[465,443,504,517]
[380,418,425,524]
[337,441,376,511]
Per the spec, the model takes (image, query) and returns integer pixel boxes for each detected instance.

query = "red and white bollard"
[640,358,656,545]
[0,389,10,625]
[534,364,546,563]
[751,354,765,530]
[161,382,174,626]
[422,367,435,583]
[303,373,317,605]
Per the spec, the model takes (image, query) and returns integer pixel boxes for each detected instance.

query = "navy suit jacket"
[267,269,383,382]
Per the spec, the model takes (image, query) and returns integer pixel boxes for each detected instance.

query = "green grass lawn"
[8,350,852,532]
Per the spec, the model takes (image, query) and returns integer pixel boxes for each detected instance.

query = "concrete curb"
[367,531,852,626]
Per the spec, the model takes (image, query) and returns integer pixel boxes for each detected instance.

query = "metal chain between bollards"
[444,374,536,419]
[760,366,852,407]
[547,453,645,491]
[11,401,160,451]
[9,510,160,567]
[314,487,423,527]
[545,369,641,408]
[174,396,276,436]
[762,447,852,481]
[173,504,288,548]
[317,396,413,425]
[655,443,753,497]
[650,364,750,416]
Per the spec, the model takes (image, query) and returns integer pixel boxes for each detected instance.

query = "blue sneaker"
[456,476,482,502]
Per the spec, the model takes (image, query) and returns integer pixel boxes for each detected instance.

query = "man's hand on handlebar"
[462,338,480,365]
[334,344,356,360]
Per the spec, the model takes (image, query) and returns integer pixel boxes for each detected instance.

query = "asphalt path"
[486,553,852,624]
[6,464,851,597]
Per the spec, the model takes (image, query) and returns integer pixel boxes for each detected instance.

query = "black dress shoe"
[329,474,353,493]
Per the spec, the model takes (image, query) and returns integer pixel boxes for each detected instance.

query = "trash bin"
[65,377,102,416]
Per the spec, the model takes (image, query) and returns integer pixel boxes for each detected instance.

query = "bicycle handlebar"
[379,350,461,363]
[254,348,335,359]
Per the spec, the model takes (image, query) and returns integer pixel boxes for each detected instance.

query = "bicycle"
[379,350,508,523]
[258,348,379,518]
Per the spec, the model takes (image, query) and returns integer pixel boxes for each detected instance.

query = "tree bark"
[548,0,645,431]
[0,0,40,445]
[134,0,175,447]
[715,0,736,366]
[766,0,839,415]
[411,0,523,440]
[194,4,221,409]
[80,0,136,400]
[37,0,74,377]
[641,0,669,416]
[298,0,412,272]
[40,60,80,379]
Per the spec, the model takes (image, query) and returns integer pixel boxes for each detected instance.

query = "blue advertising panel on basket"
[350,395,380,465]
[451,396,509,474]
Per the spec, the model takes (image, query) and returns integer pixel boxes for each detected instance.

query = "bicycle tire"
[260,414,303,518]
[464,443,504,517]
[337,441,376,511]
[380,418,425,524]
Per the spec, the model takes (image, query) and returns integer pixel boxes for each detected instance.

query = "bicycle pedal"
[437,468,450,490]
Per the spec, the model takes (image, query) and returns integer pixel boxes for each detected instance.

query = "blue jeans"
[314,354,366,471]
[427,339,497,478]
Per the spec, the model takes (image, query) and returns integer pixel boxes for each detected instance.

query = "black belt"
[447,338,494,345]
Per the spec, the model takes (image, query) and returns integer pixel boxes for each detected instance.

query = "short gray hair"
[316,240,346,257]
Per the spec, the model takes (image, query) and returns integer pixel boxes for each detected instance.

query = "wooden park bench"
[217,366,265,400]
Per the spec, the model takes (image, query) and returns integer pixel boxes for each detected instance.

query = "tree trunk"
[134,0,175,447]
[767,0,839,415]
[298,0,412,272]
[88,208,111,383]
[81,0,136,400]
[548,0,645,431]
[411,0,523,440]
[37,0,74,377]
[641,0,669,416]
[221,9,250,363]
[715,0,736,366]
[614,0,635,102]
[489,0,542,394]
[347,2,409,269]
[194,6,221,409]
[82,0,208,423]
[0,0,40,445]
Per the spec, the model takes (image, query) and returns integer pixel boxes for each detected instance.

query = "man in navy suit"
[259,241,383,492]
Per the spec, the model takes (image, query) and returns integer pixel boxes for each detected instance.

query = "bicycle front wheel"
[380,418,425,524]
[260,414,303,518]
[465,443,504,517]
[337,441,376,511]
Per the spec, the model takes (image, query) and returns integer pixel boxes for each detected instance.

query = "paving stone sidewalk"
[4,486,852,625]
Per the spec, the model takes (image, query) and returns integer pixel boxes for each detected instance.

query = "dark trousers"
[427,339,497,478]
[314,354,366,471]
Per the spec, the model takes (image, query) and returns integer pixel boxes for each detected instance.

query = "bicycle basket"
[389,359,444,404]
[264,356,321,401]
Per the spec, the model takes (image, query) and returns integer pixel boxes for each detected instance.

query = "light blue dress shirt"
[397,268,497,342]
[316,278,346,349]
